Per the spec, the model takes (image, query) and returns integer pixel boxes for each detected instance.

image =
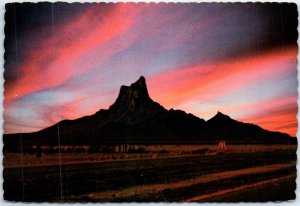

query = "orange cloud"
[240,106,298,136]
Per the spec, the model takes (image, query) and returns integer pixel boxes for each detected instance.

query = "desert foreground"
[3,144,297,202]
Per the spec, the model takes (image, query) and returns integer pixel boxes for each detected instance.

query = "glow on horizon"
[147,47,298,136]
[4,3,298,137]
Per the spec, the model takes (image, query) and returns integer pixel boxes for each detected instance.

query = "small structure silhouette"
[218,140,227,150]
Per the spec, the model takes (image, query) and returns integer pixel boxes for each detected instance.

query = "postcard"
[2,1,298,202]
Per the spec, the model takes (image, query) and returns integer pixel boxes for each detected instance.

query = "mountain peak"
[132,76,146,86]
[109,76,151,111]
[209,111,232,122]
[216,111,227,116]
[130,76,149,98]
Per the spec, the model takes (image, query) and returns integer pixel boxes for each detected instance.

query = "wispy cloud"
[4,3,298,136]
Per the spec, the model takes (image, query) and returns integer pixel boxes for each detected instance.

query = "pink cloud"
[147,47,297,136]
[148,46,297,108]
[5,4,141,104]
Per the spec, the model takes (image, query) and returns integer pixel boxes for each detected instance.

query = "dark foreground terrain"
[3,146,296,202]
[195,175,296,202]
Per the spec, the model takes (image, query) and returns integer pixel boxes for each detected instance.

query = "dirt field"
[3,144,297,202]
[4,144,296,168]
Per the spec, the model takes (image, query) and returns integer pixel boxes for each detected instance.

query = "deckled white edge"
[0,0,298,206]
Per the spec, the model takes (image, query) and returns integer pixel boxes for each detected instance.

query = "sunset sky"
[4,3,298,136]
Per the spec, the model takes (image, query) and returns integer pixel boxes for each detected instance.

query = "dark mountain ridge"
[205,111,294,142]
[3,76,297,151]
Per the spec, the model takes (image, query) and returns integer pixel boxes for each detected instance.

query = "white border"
[0,0,298,206]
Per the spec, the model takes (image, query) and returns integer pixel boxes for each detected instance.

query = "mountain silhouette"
[107,76,167,124]
[3,76,296,152]
[205,111,294,142]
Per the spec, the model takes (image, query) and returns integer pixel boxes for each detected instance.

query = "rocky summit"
[108,76,166,124]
